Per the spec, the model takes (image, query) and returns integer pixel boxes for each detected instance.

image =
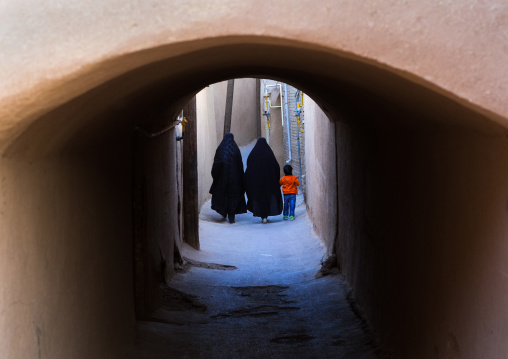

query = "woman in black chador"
[244,137,283,223]
[209,132,247,223]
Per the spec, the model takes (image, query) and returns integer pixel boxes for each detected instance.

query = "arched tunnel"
[2,3,508,358]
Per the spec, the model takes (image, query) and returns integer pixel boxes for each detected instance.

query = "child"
[279,165,300,220]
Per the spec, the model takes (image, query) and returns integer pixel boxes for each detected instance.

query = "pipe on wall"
[284,83,292,164]
[295,91,303,180]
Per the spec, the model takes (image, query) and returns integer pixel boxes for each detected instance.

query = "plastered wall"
[231,78,258,147]
[197,87,218,211]
[0,148,135,358]
[211,79,258,147]
[133,129,180,317]
[333,116,508,358]
[213,81,229,146]
[304,96,336,255]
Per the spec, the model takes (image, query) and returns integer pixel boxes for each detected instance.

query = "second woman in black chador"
[244,137,283,223]
[209,133,247,223]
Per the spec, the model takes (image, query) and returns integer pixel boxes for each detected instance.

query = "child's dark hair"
[283,164,293,176]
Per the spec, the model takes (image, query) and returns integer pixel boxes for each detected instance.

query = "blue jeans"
[283,194,296,217]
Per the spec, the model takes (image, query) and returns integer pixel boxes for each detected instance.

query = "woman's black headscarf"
[244,137,283,218]
[209,133,247,217]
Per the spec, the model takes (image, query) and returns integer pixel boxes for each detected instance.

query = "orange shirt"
[279,175,300,195]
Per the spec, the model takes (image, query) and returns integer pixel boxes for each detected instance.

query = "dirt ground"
[123,195,383,358]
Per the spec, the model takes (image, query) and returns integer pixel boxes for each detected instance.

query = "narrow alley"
[125,193,380,358]
[4,3,508,358]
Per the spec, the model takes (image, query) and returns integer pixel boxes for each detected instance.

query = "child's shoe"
[284,216,288,220]
[290,216,295,221]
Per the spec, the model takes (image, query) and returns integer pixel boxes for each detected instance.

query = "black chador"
[209,133,247,223]
[244,137,283,222]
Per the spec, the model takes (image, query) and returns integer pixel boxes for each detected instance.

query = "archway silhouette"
[2,37,507,358]
[6,37,501,158]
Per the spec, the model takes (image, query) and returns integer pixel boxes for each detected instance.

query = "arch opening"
[6,38,505,159]
[2,39,508,359]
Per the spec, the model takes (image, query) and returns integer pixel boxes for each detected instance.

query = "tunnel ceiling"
[6,39,507,159]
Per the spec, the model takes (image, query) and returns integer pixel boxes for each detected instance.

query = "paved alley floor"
[124,198,382,359]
